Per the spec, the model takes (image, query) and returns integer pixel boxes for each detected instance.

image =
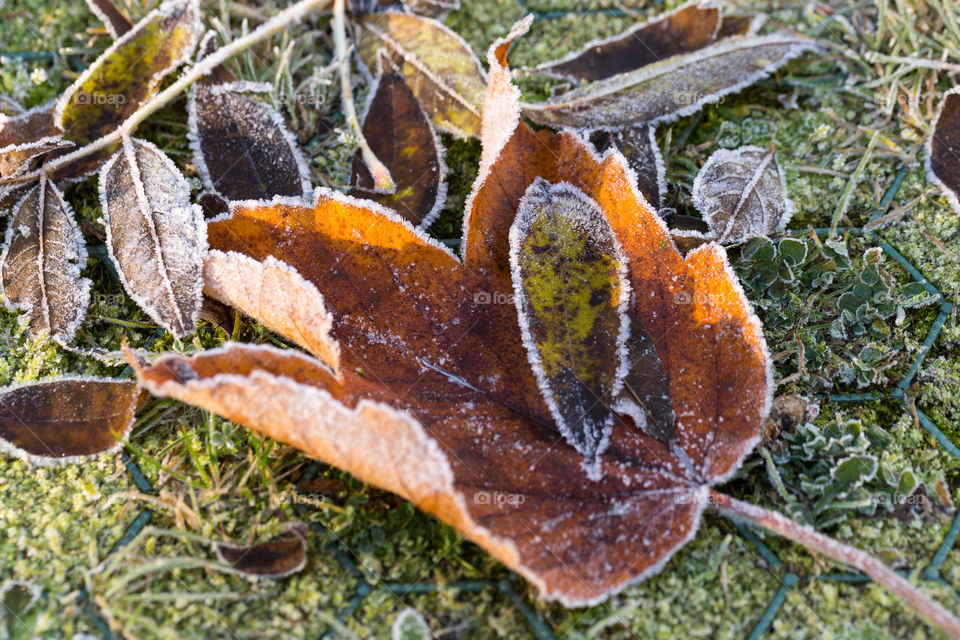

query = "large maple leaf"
[130,18,771,605]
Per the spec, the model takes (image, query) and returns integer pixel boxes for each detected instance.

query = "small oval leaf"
[99,137,206,338]
[357,12,487,138]
[0,377,138,465]
[350,70,447,227]
[509,178,630,465]
[927,85,960,215]
[691,145,792,243]
[1,175,91,342]
[214,525,308,578]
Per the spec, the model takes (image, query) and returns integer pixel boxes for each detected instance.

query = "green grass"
[2,0,960,638]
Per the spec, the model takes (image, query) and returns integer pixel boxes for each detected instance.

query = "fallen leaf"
[85,0,134,38]
[0,580,40,637]
[188,34,312,203]
[691,145,793,243]
[99,137,206,338]
[716,12,766,38]
[214,524,308,578]
[509,178,630,465]
[927,85,960,215]
[0,136,72,181]
[356,11,487,138]
[350,68,447,227]
[403,0,459,19]
[53,0,201,178]
[528,2,720,82]
[131,19,771,605]
[0,174,91,342]
[0,377,139,465]
[590,125,665,211]
[523,35,817,129]
[392,608,431,640]
[0,104,60,207]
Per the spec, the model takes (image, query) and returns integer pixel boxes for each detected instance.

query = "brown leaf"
[350,69,447,227]
[0,104,61,207]
[691,145,792,243]
[1,174,91,342]
[356,11,487,138]
[132,18,771,605]
[188,34,312,204]
[927,85,960,215]
[85,0,134,38]
[99,137,206,338]
[528,3,721,82]
[590,125,665,211]
[214,524,308,578]
[0,378,139,465]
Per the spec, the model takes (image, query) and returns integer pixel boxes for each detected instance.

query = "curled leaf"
[523,35,818,129]
[0,377,139,465]
[54,0,201,178]
[0,104,60,206]
[927,85,960,215]
[590,125,665,211]
[357,11,487,138]
[691,145,792,243]
[99,137,206,338]
[188,37,312,203]
[1,175,91,342]
[214,524,308,578]
[529,2,720,82]
[509,178,629,465]
[350,70,448,227]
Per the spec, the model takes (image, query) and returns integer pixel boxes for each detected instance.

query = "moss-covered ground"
[2,0,960,637]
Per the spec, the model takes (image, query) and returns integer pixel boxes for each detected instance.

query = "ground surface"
[2,0,960,638]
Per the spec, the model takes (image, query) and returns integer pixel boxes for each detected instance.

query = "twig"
[332,0,394,192]
[709,489,960,639]
[3,0,333,185]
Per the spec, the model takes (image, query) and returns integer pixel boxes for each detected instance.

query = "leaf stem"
[4,0,333,185]
[332,0,394,192]
[709,489,960,639]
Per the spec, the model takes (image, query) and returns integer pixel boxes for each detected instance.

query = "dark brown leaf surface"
[215,525,308,578]
[928,85,960,215]
[0,378,139,464]
[350,70,447,227]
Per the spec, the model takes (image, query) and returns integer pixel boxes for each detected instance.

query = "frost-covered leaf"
[393,609,432,640]
[215,524,308,578]
[615,316,676,443]
[85,0,133,38]
[0,377,138,465]
[590,125,665,211]
[188,36,312,203]
[0,175,91,342]
[99,137,206,338]
[0,104,60,206]
[691,145,792,243]
[350,69,447,227]
[528,2,720,82]
[356,11,487,138]
[131,19,771,606]
[0,136,72,182]
[1,579,41,637]
[927,85,960,215]
[523,35,817,129]
[53,0,201,178]
[509,178,629,465]
[403,0,458,19]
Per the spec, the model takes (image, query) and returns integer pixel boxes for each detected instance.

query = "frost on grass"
[356,11,488,138]
[0,377,138,465]
[0,175,91,342]
[528,2,720,82]
[691,145,793,243]
[508,178,630,467]
[350,67,448,228]
[927,85,960,215]
[99,137,206,338]
[188,36,311,204]
[524,35,818,130]
[215,523,308,579]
